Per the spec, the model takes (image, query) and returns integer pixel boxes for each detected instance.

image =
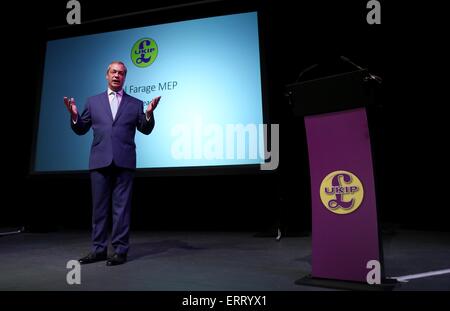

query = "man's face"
[106,63,126,91]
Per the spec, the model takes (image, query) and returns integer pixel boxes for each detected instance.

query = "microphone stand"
[340,56,383,84]
[286,63,319,106]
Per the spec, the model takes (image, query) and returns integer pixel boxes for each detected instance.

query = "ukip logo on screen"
[131,38,158,68]
[319,170,364,215]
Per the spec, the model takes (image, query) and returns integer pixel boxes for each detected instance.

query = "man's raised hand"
[64,97,78,121]
[146,96,161,118]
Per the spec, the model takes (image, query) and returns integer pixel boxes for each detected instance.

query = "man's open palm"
[146,96,161,117]
[64,97,78,120]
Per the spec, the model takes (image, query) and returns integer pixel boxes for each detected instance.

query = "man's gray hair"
[107,61,127,75]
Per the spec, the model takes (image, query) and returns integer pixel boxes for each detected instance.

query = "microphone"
[286,63,319,103]
[295,63,319,83]
[340,56,382,84]
[340,56,364,70]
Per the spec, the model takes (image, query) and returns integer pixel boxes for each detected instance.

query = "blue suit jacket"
[71,91,155,170]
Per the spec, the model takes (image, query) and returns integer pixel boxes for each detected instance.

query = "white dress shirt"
[108,87,123,108]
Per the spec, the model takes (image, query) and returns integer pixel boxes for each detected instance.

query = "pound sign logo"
[131,38,158,68]
[320,170,364,215]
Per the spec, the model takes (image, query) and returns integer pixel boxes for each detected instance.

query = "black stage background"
[1,0,448,233]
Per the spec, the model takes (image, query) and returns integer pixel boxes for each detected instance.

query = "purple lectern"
[287,69,396,290]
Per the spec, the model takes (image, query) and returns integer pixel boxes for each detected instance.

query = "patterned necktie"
[110,92,119,119]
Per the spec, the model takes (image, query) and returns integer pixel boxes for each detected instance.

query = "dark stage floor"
[0,229,449,291]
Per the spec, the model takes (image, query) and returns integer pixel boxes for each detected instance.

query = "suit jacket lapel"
[101,91,114,122]
[114,92,128,122]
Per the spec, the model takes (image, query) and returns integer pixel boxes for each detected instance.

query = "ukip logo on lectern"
[320,170,364,215]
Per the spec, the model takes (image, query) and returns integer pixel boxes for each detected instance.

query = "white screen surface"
[35,12,265,172]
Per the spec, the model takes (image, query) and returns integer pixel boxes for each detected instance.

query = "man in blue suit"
[64,61,161,266]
